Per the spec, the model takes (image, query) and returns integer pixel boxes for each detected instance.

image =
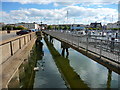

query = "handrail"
[0,32,34,46]
[0,32,36,64]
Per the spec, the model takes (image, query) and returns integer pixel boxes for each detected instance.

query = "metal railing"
[43,30,120,63]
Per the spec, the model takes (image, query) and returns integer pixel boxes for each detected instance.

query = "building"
[0,22,5,27]
[15,22,40,30]
[90,22,102,28]
[39,24,47,30]
[7,24,16,27]
[107,21,120,29]
[51,24,86,30]
[71,24,86,30]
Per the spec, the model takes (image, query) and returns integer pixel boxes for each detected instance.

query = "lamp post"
[41,21,42,31]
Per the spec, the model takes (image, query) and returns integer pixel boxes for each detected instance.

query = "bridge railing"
[0,32,36,64]
[43,30,120,63]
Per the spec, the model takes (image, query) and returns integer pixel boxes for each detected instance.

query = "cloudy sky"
[1,0,120,25]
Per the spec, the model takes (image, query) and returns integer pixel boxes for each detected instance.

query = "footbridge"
[43,30,120,74]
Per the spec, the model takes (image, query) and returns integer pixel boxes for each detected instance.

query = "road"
[0,32,18,42]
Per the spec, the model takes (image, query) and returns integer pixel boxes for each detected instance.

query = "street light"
[41,21,42,31]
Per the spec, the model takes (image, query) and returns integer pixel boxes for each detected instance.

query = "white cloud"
[2,0,120,5]
[1,6,118,24]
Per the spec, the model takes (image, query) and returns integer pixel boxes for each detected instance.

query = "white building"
[107,21,120,29]
[0,22,5,27]
[15,22,40,29]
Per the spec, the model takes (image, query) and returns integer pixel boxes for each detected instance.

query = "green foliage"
[2,25,13,30]
[55,26,60,30]
[2,25,27,30]
[16,25,26,30]
[64,25,70,30]
[60,26,64,30]
[47,25,53,30]
[60,25,69,30]
[111,28,119,30]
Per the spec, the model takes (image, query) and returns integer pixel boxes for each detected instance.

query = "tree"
[2,25,13,30]
[64,25,70,30]
[47,25,53,30]
[16,25,25,30]
[55,26,59,30]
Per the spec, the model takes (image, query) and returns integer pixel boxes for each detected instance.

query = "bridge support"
[107,69,112,88]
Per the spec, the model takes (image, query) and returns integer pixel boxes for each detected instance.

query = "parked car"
[29,29,37,32]
[16,30,29,35]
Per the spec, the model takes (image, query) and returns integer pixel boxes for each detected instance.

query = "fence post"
[86,35,88,53]
[30,34,31,40]
[24,36,26,45]
[94,36,97,48]
[78,36,79,48]
[10,41,13,55]
[19,38,21,49]
[100,40,102,58]
[27,35,29,42]
[118,47,120,62]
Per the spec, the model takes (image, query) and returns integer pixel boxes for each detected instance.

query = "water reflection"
[35,38,44,60]
[61,42,70,58]
[7,35,120,89]
[8,37,45,89]
[35,38,45,71]
[45,37,89,88]
[50,36,53,43]
[8,46,37,89]
[33,37,67,88]
[52,38,120,88]
[107,69,112,88]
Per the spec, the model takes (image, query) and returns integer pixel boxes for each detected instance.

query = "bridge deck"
[43,30,120,64]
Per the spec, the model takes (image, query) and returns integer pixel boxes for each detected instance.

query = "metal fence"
[44,30,120,63]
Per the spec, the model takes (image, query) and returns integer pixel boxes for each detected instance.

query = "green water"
[8,36,120,89]
[51,37,120,88]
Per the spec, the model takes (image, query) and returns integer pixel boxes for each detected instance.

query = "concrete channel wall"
[1,32,37,89]
[0,32,35,64]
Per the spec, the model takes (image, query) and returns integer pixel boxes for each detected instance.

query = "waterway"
[51,38,120,88]
[8,36,120,89]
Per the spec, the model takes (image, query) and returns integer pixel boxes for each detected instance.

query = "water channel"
[8,36,120,89]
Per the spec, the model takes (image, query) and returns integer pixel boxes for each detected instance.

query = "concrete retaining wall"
[0,32,36,64]
[0,43,11,64]
[12,39,19,54]
[20,37,24,47]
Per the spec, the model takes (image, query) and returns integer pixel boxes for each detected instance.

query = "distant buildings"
[90,22,102,29]
[107,21,120,29]
[51,24,86,30]
[39,24,47,30]
[15,22,40,30]
[0,22,5,27]
[71,24,86,30]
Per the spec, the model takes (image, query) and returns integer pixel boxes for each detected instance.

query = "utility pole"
[41,21,42,31]
[66,10,68,32]
[112,15,113,30]
[67,10,68,21]
[58,19,59,31]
